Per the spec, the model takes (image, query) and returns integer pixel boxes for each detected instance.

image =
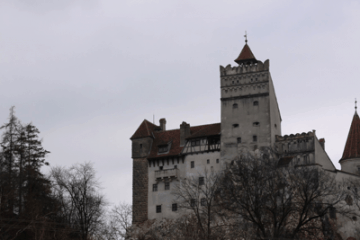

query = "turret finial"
[244,31,247,44]
[355,98,357,113]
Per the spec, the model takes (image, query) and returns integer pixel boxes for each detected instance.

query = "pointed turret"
[339,101,360,175]
[234,43,258,65]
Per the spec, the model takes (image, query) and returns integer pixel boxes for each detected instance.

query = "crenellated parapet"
[220,60,269,77]
[275,131,315,154]
[275,131,316,166]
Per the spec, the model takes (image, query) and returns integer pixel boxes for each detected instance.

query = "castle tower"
[220,40,282,159]
[339,104,360,175]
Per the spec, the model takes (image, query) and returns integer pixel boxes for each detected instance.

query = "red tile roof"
[340,113,360,161]
[130,120,159,140]
[147,123,220,159]
[234,44,257,64]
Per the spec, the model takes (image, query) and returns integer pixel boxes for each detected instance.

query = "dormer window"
[158,144,168,153]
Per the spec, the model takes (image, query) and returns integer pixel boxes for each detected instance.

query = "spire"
[234,32,257,65]
[340,107,360,161]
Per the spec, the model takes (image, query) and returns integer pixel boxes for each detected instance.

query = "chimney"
[180,121,191,146]
[159,118,166,131]
[319,138,325,150]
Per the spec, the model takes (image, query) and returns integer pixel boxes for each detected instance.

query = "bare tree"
[51,162,106,240]
[218,149,351,240]
[108,202,132,239]
[172,167,224,240]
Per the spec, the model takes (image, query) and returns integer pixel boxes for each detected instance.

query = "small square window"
[216,159,219,163]
[237,137,241,143]
[253,135,257,142]
[253,122,260,127]
[159,166,163,170]
[190,199,195,207]
[233,124,239,128]
[191,161,194,168]
[253,101,259,106]
[201,198,206,206]
[233,103,238,109]
[199,177,204,186]
[165,182,170,190]
[207,159,210,164]
[174,165,177,169]
[156,205,161,213]
[191,140,200,146]
[172,203,177,212]
[153,184,158,192]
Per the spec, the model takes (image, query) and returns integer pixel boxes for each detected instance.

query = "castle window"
[199,177,204,186]
[191,199,196,207]
[329,207,336,219]
[140,144,143,149]
[253,101,259,106]
[165,182,170,190]
[191,139,200,146]
[201,198,206,206]
[345,195,353,206]
[253,135,257,142]
[174,165,177,169]
[153,184,158,192]
[207,159,210,164]
[158,144,168,153]
[232,81,234,84]
[159,166,163,170]
[353,216,357,221]
[237,137,242,143]
[275,124,277,128]
[253,122,260,127]
[233,124,239,128]
[172,203,178,212]
[156,205,161,213]
[216,159,219,163]
[191,161,194,168]
[233,103,238,109]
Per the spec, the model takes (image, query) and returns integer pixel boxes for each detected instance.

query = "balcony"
[155,168,179,181]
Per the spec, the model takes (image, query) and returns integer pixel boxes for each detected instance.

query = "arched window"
[253,101,259,106]
[233,103,238,109]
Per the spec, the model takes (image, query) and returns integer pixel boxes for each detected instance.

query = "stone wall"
[133,157,148,223]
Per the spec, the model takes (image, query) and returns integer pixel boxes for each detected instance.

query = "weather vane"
[244,31,247,44]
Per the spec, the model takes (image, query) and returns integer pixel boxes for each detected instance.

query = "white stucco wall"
[148,151,221,220]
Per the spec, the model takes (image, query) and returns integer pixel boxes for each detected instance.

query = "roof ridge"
[159,122,221,132]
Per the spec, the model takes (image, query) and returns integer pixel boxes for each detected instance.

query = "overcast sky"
[1,0,360,206]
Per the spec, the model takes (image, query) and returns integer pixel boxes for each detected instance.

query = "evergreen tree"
[0,106,20,214]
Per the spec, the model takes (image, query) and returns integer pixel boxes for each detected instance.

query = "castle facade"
[130,41,360,238]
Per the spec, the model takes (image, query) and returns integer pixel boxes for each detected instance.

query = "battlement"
[275,131,315,155]
[275,131,315,142]
[220,60,269,77]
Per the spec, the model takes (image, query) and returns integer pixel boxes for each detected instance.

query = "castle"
[130,40,360,238]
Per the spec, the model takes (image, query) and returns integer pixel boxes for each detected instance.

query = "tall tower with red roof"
[339,104,360,175]
[220,39,282,159]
